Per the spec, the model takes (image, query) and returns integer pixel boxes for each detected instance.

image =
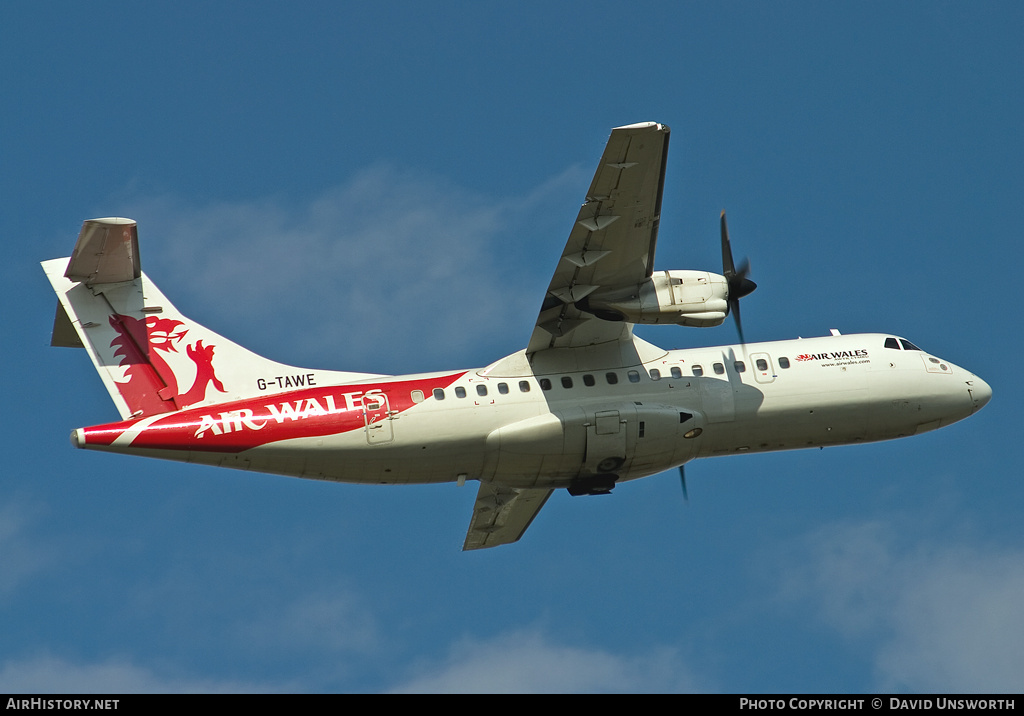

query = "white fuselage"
[75,332,991,490]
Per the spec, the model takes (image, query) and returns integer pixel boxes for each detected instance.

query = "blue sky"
[2,1,1021,693]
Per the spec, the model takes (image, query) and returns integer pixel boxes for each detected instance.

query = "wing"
[463,483,553,551]
[527,122,671,353]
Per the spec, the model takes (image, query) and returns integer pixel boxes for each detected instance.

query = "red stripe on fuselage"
[79,372,467,453]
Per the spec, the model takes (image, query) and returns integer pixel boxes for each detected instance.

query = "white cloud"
[121,546,382,665]
[874,546,1024,692]
[388,629,703,694]
[235,590,379,655]
[0,501,52,597]
[0,655,279,694]
[780,521,1024,692]
[119,163,583,373]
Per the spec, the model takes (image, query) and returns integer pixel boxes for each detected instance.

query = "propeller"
[720,210,757,343]
[678,465,689,503]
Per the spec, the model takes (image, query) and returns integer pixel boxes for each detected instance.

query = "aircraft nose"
[967,375,992,412]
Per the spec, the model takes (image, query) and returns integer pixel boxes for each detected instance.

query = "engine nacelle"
[577,270,729,327]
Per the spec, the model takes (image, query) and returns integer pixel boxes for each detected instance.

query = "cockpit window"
[884,337,900,350]
[900,339,922,351]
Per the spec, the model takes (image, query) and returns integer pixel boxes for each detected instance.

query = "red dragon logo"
[108,314,226,416]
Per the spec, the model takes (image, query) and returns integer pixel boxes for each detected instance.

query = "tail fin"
[43,218,383,420]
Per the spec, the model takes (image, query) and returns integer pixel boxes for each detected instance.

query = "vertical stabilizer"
[43,218,383,421]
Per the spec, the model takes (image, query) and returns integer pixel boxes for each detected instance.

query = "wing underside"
[463,483,554,551]
[527,122,671,353]
[470,123,672,549]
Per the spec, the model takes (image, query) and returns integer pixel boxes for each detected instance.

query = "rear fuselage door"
[363,391,394,444]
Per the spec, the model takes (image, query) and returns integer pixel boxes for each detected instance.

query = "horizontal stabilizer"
[65,218,140,285]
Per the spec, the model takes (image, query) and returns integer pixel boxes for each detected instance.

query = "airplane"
[42,121,991,550]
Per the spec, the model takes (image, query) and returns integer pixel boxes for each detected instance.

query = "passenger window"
[884,337,900,350]
[692,365,704,376]
[455,386,467,398]
[734,361,746,373]
[519,381,531,393]
[713,363,725,375]
[900,339,922,351]
[433,388,445,400]
[583,374,595,386]
[628,370,640,383]
[561,376,573,389]
[476,384,487,396]
[649,369,661,380]
[498,383,509,394]
[670,367,682,379]
[411,390,425,403]
[540,378,552,391]
[756,359,768,372]
[606,372,619,385]
[778,357,790,369]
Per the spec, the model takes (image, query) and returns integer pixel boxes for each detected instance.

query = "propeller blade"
[730,296,745,345]
[720,211,736,277]
[719,209,757,342]
[678,465,689,503]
